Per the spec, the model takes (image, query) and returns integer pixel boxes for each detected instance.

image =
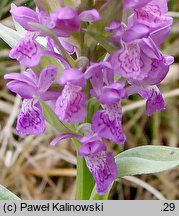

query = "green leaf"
[0,23,22,48]
[40,100,71,134]
[115,145,179,177]
[0,185,21,200]
[85,31,116,54]
[90,145,179,200]
[72,139,95,200]
[89,186,109,200]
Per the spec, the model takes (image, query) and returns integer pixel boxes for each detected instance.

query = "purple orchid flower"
[55,68,87,123]
[84,62,114,98]
[92,103,126,145]
[16,99,46,135]
[126,85,166,116]
[50,132,117,195]
[110,37,174,84]
[85,62,126,144]
[122,0,173,42]
[138,86,166,116]
[9,32,42,67]
[10,6,100,64]
[11,6,100,37]
[4,66,58,135]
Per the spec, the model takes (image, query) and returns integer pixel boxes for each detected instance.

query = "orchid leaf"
[115,145,179,177]
[90,145,179,200]
[0,185,20,200]
[85,30,116,54]
[0,23,22,48]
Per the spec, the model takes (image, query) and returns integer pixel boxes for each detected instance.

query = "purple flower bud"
[79,9,101,22]
[10,6,39,31]
[51,7,80,35]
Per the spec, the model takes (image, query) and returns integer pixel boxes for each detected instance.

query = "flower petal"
[112,42,142,80]
[59,68,86,89]
[85,62,114,97]
[16,99,45,135]
[55,83,87,123]
[59,38,75,55]
[10,6,39,31]
[79,9,101,22]
[139,86,166,116]
[85,151,117,195]
[99,82,126,104]
[4,72,36,87]
[79,134,106,156]
[92,104,126,144]
[38,66,58,93]
[9,32,42,67]
[124,0,151,10]
[51,7,80,34]
[6,81,37,98]
[50,133,80,147]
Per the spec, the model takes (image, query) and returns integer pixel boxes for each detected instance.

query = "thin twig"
[21,168,77,177]
[0,95,21,159]
[123,176,166,200]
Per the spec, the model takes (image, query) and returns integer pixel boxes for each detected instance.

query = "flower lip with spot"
[9,32,42,67]
[55,83,87,124]
[16,99,46,135]
[122,0,173,42]
[92,103,126,145]
[138,85,166,116]
[110,37,173,84]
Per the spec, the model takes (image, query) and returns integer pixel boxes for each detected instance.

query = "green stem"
[72,139,95,200]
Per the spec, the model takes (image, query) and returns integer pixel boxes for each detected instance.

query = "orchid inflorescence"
[3,0,174,195]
